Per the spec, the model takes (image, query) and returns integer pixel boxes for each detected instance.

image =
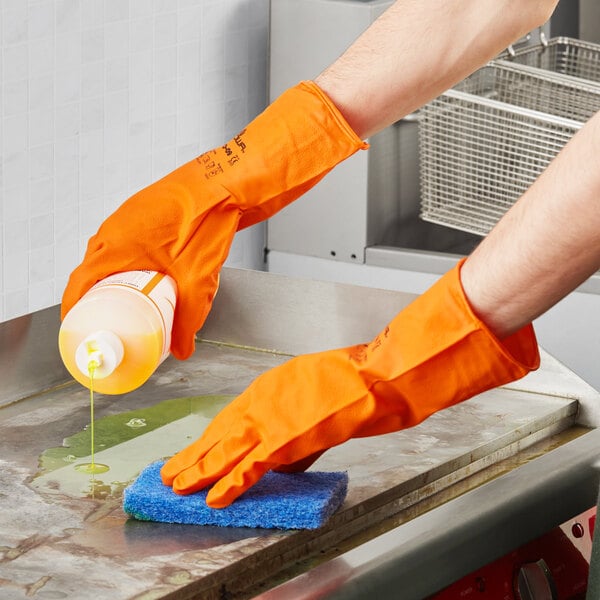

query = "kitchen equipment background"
[506,36,600,83]
[419,60,600,236]
[266,0,600,394]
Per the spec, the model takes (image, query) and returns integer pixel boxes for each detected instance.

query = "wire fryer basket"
[419,61,600,236]
[504,37,600,84]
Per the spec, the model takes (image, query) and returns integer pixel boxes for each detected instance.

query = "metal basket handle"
[506,27,548,57]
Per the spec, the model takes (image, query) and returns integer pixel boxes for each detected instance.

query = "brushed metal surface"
[0,267,414,409]
[0,346,580,600]
[199,267,415,355]
[0,305,70,408]
[258,427,600,600]
[0,267,596,599]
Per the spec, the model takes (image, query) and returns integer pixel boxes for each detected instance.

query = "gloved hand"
[161,260,540,507]
[61,82,367,360]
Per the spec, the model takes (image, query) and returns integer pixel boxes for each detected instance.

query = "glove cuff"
[229,81,368,229]
[411,257,540,421]
[453,257,540,378]
[355,258,540,429]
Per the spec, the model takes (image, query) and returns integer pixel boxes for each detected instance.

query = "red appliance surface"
[429,508,595,599]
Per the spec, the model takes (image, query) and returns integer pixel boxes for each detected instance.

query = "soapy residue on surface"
[33,395,232,499]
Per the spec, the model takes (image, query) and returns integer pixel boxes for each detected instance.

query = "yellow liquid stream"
[75,361,109,475]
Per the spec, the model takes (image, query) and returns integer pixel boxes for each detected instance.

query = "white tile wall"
[0,0,269,322]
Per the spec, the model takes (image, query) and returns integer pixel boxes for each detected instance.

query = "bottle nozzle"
[86,350,102,375]
[75,331,124,379]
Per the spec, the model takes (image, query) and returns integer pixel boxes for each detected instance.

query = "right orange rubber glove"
[61,81,367,360]
[161,259,540,507]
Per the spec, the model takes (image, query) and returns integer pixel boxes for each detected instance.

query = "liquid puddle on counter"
[32,394,233,500]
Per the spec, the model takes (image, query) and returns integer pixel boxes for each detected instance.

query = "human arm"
[159,0,574,505]
[61,83,366,359]
[160,109,600,506]
[314,0,600,340]
[162,110,600,505]
[461,109,600,338]
[316,0,559,138]
[161,261,539,507]
[62,0,558,361]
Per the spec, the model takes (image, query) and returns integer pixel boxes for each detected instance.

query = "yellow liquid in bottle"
[59,330,164,395]
[59,276,174,395]
[75,361,109,475]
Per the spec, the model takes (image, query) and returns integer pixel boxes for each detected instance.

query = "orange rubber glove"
[61,82,367,360]
[161,260,540,507]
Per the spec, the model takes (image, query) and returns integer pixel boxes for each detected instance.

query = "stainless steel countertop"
[1,268,599,599]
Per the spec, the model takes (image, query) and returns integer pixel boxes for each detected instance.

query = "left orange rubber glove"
[61,81,367,360]
[161,260,540,508]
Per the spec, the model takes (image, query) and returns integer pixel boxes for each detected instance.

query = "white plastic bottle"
[59,270,177,395]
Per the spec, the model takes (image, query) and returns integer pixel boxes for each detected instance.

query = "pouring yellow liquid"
[59,271,176,474]
[75,360,109,475]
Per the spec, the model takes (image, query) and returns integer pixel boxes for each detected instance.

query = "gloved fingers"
[168,209,239,360]
[61,273,87,320]
[161,390,255,486]
[160,425,228,486]
[205,448,273,508]
[167,431,259,495]
[160,435,217,486]
[169,298,209,360]
[61,195,159,320]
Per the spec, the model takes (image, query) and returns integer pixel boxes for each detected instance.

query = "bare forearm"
[311,0,592,341]
[461,110,600,338]
[315,0,558,138]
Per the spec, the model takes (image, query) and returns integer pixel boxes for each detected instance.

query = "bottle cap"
[75,330,125,379]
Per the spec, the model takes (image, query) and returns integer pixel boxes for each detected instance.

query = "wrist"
[459,256,523,340]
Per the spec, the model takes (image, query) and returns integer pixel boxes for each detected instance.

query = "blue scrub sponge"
[123,461,348,530]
